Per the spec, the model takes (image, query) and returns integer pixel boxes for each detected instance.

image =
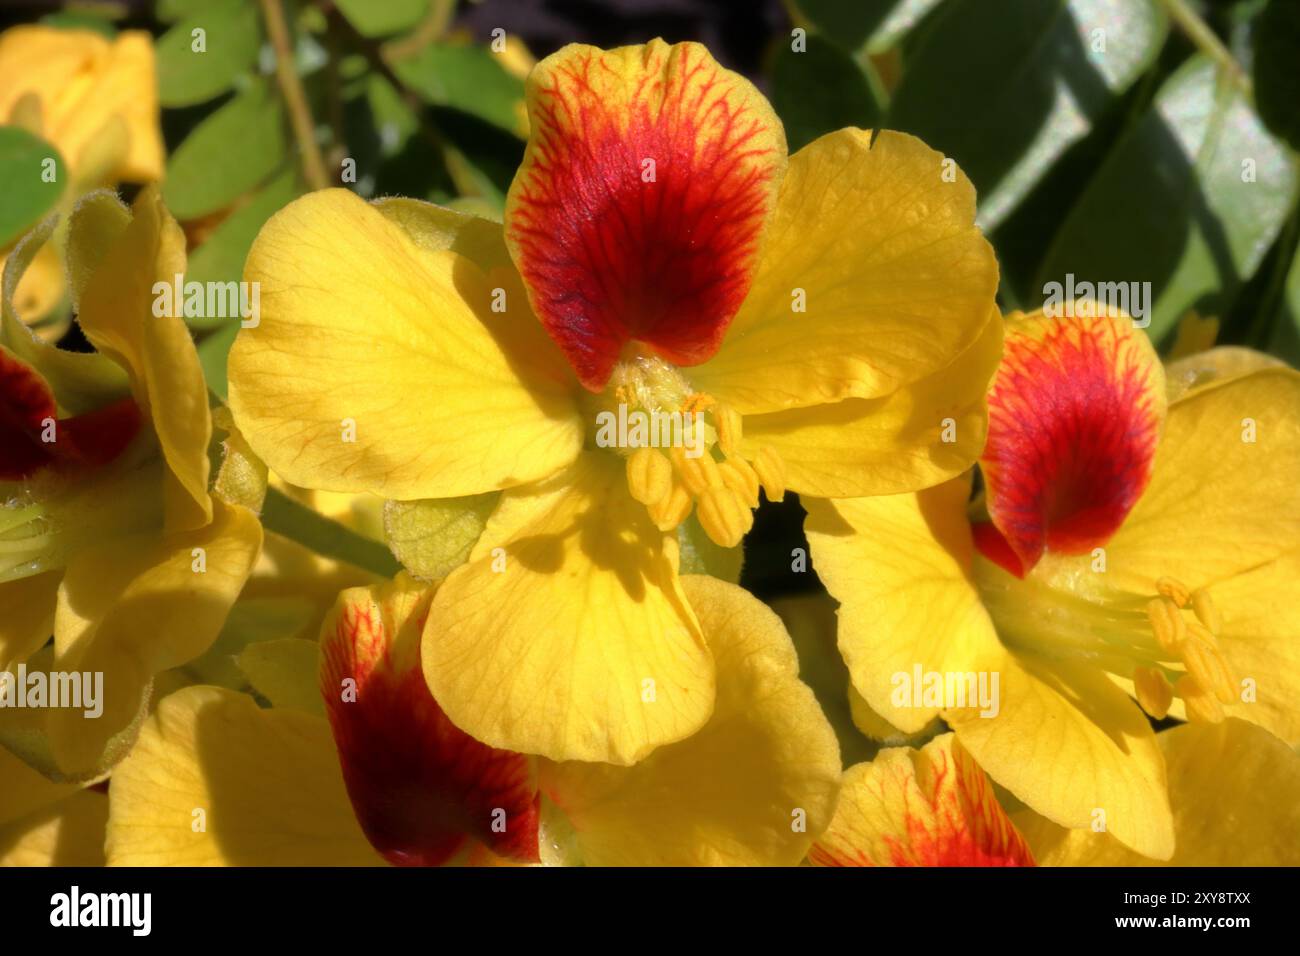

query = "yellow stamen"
[647,478,692,532]
[719,456,760,509]
[752,446,786,503]
[1179,631,1236,705]
[626,447,672,507]
[713,404,743,455]
[1190,588,1222,633]
[1155,576,1190,608]
[1177,674,1225,724]
[1133,666,1174,720]
[669,446,723,496]
[695,486,752,548]
[1146,597,1186,654]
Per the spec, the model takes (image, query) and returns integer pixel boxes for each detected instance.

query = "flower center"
[0,498,60,584]
[581,353,786,547]
[975,556,1236,724]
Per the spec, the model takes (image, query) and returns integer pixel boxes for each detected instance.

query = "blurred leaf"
[0,128,65,248]
[156,0,214,22]
[163,80,288,220]
[866,0,946,52]
[1037,55,1299,342]
[185,167,300,328]
[383,493,499,582]
[335,0,429,38]
[262,487,402,578]
[197,321,240,399]
[156,0,263,108]
[889,0,1166,230]
[1253,0,1300,151]
[786,0,893,52]
[770,34,883,152]
[392,44,526,136]
[40,11,117,36]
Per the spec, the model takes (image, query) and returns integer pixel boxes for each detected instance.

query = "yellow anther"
[681,393,716,415]
[1177,674,1225,724]
[1155,576,1190,608]
[1179,632,1236,705]
[695,486,752,548]
[1190,588,1222,634]
[752,446,786,503]
[1133,666,1174,720]
[1146,597,1186,654]
[1185,620,1220,651]
[626,447,672,507]
[647,478,692,532]
[719,456,760,509]
[713,404,743,455]
[670,445,722,495]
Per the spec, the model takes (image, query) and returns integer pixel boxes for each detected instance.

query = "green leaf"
[1253,0,1300,151]
[770,34,883,152]
[40,11,117,37]
[156,0,263,108]
[262,487,402,579]
[1036,54,1299,342]
[888,0,1166,230]
[786,0,895,52]
[676,514,743,585]
[197,322,240,399]
[163,80,288,220]
[335,0,429,37]
[383,493,500,581]
[392,44,526,136]
[0,128,65,248]
[185,166,300,328]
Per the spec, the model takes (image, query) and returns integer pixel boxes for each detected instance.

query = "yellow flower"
[105,574,841,866]
[228,38,999,765]
[807,303,1300,859]
[0,187,261,781]
[0,25,163,328]
[0,744,106,865]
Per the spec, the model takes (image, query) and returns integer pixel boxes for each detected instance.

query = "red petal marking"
[808,735,1034,868]
[505,40,784,391]
[321,585,540,867]
[977,307,1165,575]
[0,349,140,480]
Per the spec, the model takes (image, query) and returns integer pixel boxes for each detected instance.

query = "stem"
[1158,0,1251,93]
[258,0,330,191]
[260,487,401,579]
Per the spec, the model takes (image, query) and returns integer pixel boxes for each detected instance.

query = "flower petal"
[691,129,999,414]
[47,500,262,778]
[0,571,59,672]
[977,306,1166,576]
[106,685,382,865]
[541,575,840,865]
[808,733,1033,866]
[948,654,1174,860]
[1017,718,1300,866]
[0,789,107,866]
[1102,368,1300,592]
[321,576,540,866]
[423,453,713,765]
[804,480,1005,734]
[742,306,1002,497]
[229,189,584,499]
[75,186,212,533]
[504,40,785,390]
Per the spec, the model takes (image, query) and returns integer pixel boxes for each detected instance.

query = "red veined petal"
[808,733,1034,867]
[505,39,786,391]
[320,578,541,867]
[977,305,1166,575]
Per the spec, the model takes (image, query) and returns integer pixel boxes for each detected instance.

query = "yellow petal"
[75,186,213,533]
[229,189,583,499]
[0,570,59,671]
[0,27,163,184]
[237,638,323,716]
[424,453,713,765]
[808,734,1033,866]
[1103,368,1300,592]
[1017,718,1300,865]
[804,480,1005,733]
[106,685,382,865]
[1164,346,1285,402]
[948,654,1174,860]
[691,129,999,414]
[743,306,1002,497]
[0,742,80,827]
[0,789,107,866]
[541,575,840,865]
[47,500,262,778]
